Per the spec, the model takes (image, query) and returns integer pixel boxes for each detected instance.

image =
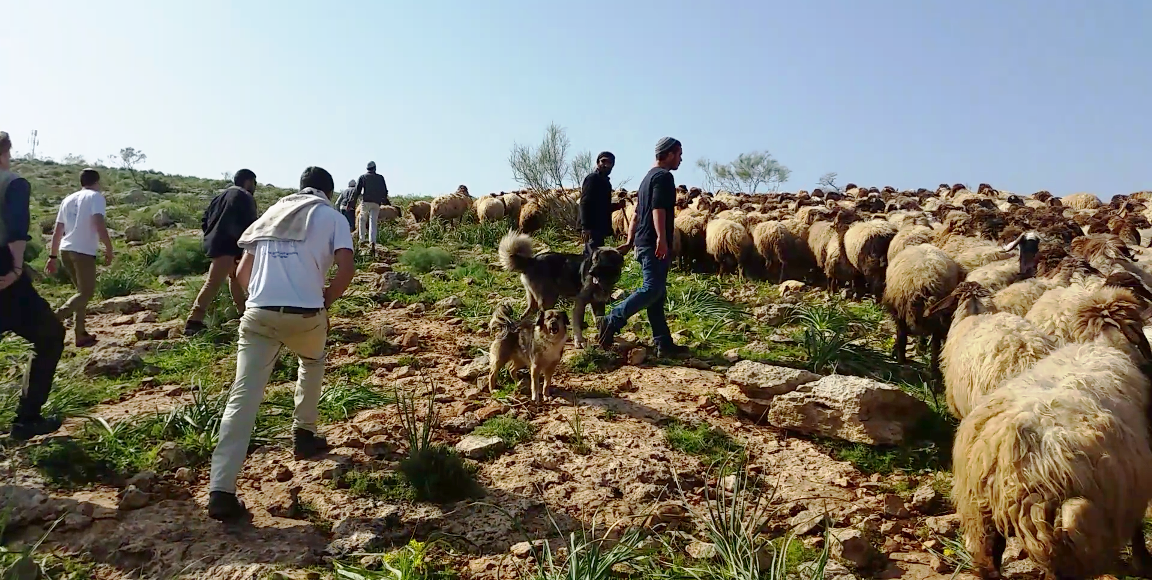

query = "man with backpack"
[0,131,67,440]
[350,161,389,257]
[334,179,358,231]
[184,169,258,336]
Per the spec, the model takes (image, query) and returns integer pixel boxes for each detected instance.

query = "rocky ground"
[0,258,1019,580]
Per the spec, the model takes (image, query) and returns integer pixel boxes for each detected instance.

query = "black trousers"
[583,231,608,261]
[0,274,65,422]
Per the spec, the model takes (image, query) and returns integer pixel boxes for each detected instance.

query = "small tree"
[509,123,593,193]
[818,172,841,193]
[696,151,791,195]
[118,147,148,189]
[61,154,87,165]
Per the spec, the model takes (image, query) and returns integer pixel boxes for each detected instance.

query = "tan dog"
[487,301,569,402]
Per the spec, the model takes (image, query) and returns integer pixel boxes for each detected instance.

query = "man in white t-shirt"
[207,165,355,522]
[45,168,113,347]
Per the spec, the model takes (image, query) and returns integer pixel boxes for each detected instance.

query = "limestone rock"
[372,272,423,295]
[767,375,930,445]
[118,485,150,511]
[455,435,504,459]
[726,361,820,399]
[84,347,144,377]
[830,528,875,568]
[457,354,491,381]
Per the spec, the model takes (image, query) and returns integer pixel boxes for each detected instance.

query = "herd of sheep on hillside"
[350,181,1152,580]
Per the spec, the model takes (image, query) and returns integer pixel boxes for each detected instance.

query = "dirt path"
[1,294,979,580]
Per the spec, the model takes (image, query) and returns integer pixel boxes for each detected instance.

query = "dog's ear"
[535,310,545,328]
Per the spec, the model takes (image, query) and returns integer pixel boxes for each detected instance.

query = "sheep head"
[927,281,993,326]
[1073,287,1152,363]
[1002,231,1042,277]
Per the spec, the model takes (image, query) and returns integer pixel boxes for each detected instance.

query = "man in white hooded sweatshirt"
[207,165,354,521]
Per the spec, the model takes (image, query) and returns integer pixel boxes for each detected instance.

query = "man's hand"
[581,230,591,243]
[45,257,58,275]
[655,237,669,260]
[104,247,114,266]
[0,271,19,292]
[615,240,633,255]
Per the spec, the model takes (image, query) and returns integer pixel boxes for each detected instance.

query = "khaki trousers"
[209,307,328,494]
[357,202,380,246]
[188,255,246,323]
[56,250,97,337]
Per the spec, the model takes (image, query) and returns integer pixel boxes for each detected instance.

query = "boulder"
[435,295,463,309]
[830,528,875,568]
[726,361,820,399]
[767,375,930,445]
[457,354,491,381]
[124,224,154,243]
[89,291,176,315]
[455,435,504,459]
[152,208,176,228]
[715,385,772,421]
[373,272,423,295]
[84,347,144,378]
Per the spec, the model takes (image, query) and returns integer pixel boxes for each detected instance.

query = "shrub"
[150,236,210,276]
[399,246,454,273]
[474,415,535,447]
[96,267,147,299]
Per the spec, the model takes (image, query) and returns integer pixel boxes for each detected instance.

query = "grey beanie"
[348,180,356,187]
[367,161,376,170]
[655,137,681,156]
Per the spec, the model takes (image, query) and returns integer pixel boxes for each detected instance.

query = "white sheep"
[882,243,963,378]
[705,218,752,278]
[953,287,1152,579]
[927,281,1056,419]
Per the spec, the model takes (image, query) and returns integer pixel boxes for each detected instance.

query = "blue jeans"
[604,246,672,346]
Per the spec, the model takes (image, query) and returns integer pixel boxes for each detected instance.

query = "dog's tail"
[498,230,535,273]
[489,299,520,339]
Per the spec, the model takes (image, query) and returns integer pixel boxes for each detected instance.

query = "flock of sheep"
[370,181,1152,579]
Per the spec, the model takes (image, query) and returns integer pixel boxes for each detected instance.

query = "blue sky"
[2,1,1149,198]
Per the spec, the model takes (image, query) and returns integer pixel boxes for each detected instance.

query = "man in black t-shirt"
[596,137,688,358]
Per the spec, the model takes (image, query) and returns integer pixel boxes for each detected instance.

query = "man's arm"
[380,176,390,205]
[579,173,595,231]
[350,175,364,206]
[4,179,31,275]
[236,251,254,289]
[324,248,355,309]
[94,214,114,265]
[651,173,675,257]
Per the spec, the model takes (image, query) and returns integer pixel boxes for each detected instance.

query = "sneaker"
[207,491,249,522]
[293,428,330,460]
[655,342,690,359]
[9,416,63,441]
[183,320,207,337]
[595,317,616,351]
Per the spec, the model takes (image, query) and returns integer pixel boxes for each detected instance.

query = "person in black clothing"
[334,179,358,230]
[0,131,66,440]
[184,169,259,336]
[579,151,615,259]
[351,161,390,256]
[596,137,687,358]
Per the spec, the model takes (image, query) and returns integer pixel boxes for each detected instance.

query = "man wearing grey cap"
[334,179,358,231]
[596,137,687,358]
[350,161,389,257]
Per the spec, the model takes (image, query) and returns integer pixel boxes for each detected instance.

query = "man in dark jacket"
[184,169,258,336]
[351,161,389,256]
[0,131,66,440]
[334,179,357,230]
[579,151,615,259]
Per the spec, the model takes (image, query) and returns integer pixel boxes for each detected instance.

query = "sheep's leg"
[929,332,944,390]
[969,521,1004,580]
[777,260,787,284]
[1132,525,1152,576]
[892,322,909,364]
